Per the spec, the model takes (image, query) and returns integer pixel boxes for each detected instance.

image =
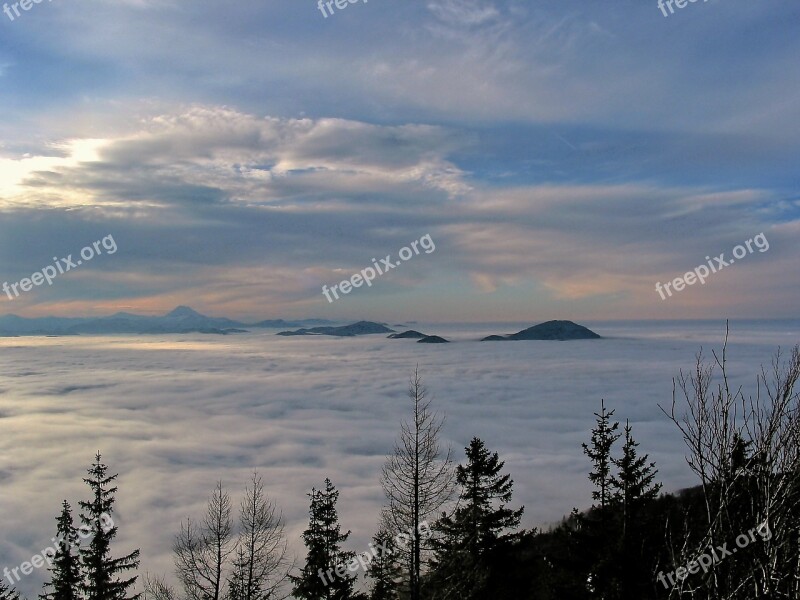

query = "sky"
[0,0,799,322]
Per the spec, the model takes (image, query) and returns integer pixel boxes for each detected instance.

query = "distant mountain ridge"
[0,311,603,342]
[277,321,394,337]
[0,306,335,336]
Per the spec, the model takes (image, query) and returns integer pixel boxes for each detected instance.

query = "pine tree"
[79,453,141,600]
[227,547,249,600]
[607,421,662,599]
[581,401,620,599]
[0,581,19,600]
[582,399,620,516]
[41,500,82,600]
[610,420,662,537]
[291,479,356,600]
[431,438,523,600]
[729,433,753,475]
[365,530,401,600]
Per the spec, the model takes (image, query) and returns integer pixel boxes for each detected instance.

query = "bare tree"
[143,574,178,600]
[380,368,454,600]
[662,326,800,598]
[229,473,291,600]
[175,482,235,600]
[159,476,292,600]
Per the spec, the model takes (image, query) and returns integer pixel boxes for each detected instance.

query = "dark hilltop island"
[482,320,601,341]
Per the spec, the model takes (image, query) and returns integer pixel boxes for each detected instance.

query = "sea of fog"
[1,319,799,596]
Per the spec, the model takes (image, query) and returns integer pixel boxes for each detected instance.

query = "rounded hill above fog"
[481,320,602,341]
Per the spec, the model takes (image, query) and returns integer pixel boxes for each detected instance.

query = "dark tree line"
[282,348,800,599]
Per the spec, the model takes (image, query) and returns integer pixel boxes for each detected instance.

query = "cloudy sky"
[0,0,798,321]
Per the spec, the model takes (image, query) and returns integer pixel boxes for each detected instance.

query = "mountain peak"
[165,306,205,319]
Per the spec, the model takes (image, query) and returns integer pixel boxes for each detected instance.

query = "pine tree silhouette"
[607,420,662,599]
[40,500,82,600]
[582,399,621,516]
[227,546,249,600]
[291,479,356,600]
[611,420,662,537]
[365,529,401,600]
[0,580,19,600]
[431,438,523,599]
[79,453,140,600]
[581,400,621,598]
